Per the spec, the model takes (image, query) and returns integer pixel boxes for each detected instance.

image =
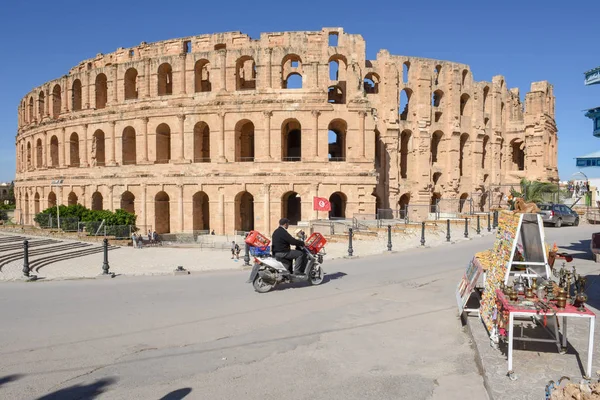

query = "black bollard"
[420,222,426,246]
[348,228,354,256]
[102,238,110,275]
[22,240,30,277]
[446,219,451,242]
[487,213,491,232]
[464,218,469,238]
[493,210,499,228]
[476,215,481,235]
[387,225,392,251]
[244,243,250,266]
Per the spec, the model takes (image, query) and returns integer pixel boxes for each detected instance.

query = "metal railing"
[329,157,346,162]
[282,157,301,162]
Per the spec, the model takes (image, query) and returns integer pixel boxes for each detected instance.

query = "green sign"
[585,67,600,86]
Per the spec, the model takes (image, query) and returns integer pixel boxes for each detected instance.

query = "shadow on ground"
[275,271,348,291]
[35,377,117,400]
[159,388,192,399]
[0,374,24,388]
[561,239,593,261]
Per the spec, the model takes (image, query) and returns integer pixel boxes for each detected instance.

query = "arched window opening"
[364,73,380,94]
[69,132,80,167]
[26,142,32,169]
[192,191,210,231]
[91,192,103,211]
[92,130,105,166]
[281,54,302,89]
[34,192,40,215]
[433,172,442,185]
[38,91,45,119]
[460,93,471,117]
[500,102,505,126]
[400,130,411,179]
[52,84,61,118]
[235,120,255,162]
[95,74,108,109]
[282,119,301,161]
[511,139,525,171]
[328,55,347,81]
[28,97,34,123]
[122,126,137,165]
[68,192,78,206]
[155,123,171,164]
[431,193,441,213]
[483,86,490,114]
[459,133,469,177]
[72,79,82,111]
[459,193,470,213]
[282,192,301,225]
[432,90,443,108]
[482,136,489,169]
[120,191,135,214]
[327,85,345,104]
[283,73,302,89]
[157,63,173,96]
[124,68,138,100]
[155,191,170,234]
[329,60,339,81]
[431,131,443,165]
[398,193,410,217]
[236,56,256,90]
[193,122,210,163]
[50,136,59,167]
[329,192,347,219]
[328,32,339,46]
[434,65,442,85]
[399,89,412,121]
[403,61,410,84]
[36,139,43,168]
[48,192,57,208]
[461,70,468,87]
[194,60,211,92]
[484,117,490,128]
[328,119,346,162]
[235,191,254,232]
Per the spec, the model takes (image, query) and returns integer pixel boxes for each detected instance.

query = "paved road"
[0,224,595,399]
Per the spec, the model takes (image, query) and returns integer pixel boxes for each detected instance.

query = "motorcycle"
[247,246,326,293]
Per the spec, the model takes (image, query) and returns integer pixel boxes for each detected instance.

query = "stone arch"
[68,191,78,206]
[328,54,347,81]
[52,84,61,118]
[431,130,443,165]
[329,192,347,219]
[431,192,441,212]
[459,193,470,213]
[281,54,302,89]
[155,191,170,234]
[281,119,301,161]
[398,193,410,216]
[194,59,211,92]
[403,61,410,84]
[434,64,442,85]
[400,130,411,179]
[483,86,491,114]
[120,191,135,214]
[236,56,256,90]
[36,138,43,168]
[38,91,45,119]
[511,139,525,171]
[192,191,210,231]
[235,191,254,232]
[50,135,59,167]
[432,89,443,108]
[34,192,40,215]
[157,63,173,96]
[283,72,302,89]
[193,122,210,162]
[72,79,82,111]
[69,132,80,167]
[28,97,34,123]
[282,191,301,225]
[461,69,469,86]
[460,93,471,117]
[26,142,32,169]
[328,119,347,161]
[500,102,505,126]
[48,191,57,208]
[459,133,469,177]
[124,68,138,99]
[122,126,137,165]
[95,73,108,109]
[91,191,103,211]
[156,123,171,164]
[327,85,345,104]
[364,72,380,94]
[399,88,412,121]
[234,120,255,162]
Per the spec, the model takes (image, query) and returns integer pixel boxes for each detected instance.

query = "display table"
[496,289,596,380]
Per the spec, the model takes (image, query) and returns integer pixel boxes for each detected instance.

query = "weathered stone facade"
[14,28,558,233]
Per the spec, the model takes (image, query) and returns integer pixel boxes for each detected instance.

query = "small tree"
[510,178,558,204]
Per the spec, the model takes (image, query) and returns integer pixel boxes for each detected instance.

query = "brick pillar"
[107,121,116,166]
[178,185,184,232]
[219,50,227,92]
[45,87,50,117]
[312,110,321,161]
[263,183,271,234]
[359,111,366,159]
[108,185,114,211]
[218,112,226,162]
[263,111,272,160]
[84,71,90,109]
[266,48,273,88]
[81,124,89,167]
[146,59,152,98]
[112,65,119,105]
[176,114,185,162]
[62,77,68,113]
[43,131,47,167]
[59,127,66,167]
[219,192,225,234]
[179,54,186,94]
[141,117,149,162]
[141,184,147,229]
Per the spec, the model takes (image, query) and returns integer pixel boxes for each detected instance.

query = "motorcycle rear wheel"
[253,275,275,293]
[309,265,324,285]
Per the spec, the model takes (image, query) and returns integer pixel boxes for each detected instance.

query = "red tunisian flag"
[313,197,331,211]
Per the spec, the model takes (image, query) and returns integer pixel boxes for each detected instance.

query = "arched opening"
[431,193,441,212]
[328,119,346,161]
[511,139,525,171]
[38,91,45,119]
[52,84,61,118]
[157,63,173,96]
[432,90,443,108]
[72,79,82,111]
[434,65,442,85]
[155,123,171,164]
[69,132,80,167]
[120,191,135,214]
[328,55,347,81]
[398,193,410,217]
[194,60,211,92]
[460,93,471,117]
[431,131,443,165]
[28,97,34,123]
[459,133,469,177]
[124,68,138,100]
[192,191,210,231]
[281,54,302,89]
[483,86,490,114]
[236,56,256,90]
[235,120,254,162]
[433,172,442,185]
[327,85,345,104]
[282,192,301,225]
[364,72,380,94]
[459,193,470,213]
[93,130,106,166]
[95,73,108,109]
[235,191,254,232]
[329,192,347,219]
[400,130,411,179]
[50,136,59,167]
[48,192,57,208]
[68,192,78,206]
[462,70,469,86]
[26,142,32,169]
[155,191,170,234]
[281,119,301,161]
[34,192,40,215]
[482,136,489,169]
[122,126,137,165]
[91,192,103,211]
[283,73,302,89]
[193,122,210,162]
[403,61,410,84]
[501,102,505,126]
[36,139,43,168]
[399,89,412,121]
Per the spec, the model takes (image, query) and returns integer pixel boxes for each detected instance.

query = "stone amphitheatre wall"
[14,27,558,234]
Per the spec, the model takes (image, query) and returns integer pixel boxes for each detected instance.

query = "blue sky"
[0,0,597,182]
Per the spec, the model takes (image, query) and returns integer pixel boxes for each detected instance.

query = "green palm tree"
[510,178,558,204]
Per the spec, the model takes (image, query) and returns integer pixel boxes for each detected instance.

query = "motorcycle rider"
[272,218,305,276]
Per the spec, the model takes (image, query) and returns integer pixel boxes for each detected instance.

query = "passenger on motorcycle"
[272,218,305,276]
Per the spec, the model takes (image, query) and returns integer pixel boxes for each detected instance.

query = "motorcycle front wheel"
[309,265,324,285]
[253,275,275,293]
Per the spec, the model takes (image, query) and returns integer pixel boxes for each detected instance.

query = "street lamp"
[51,179,63,229]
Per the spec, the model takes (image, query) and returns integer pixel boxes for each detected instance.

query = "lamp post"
[51,179,63,229]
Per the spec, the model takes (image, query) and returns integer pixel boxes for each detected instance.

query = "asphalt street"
[0,224,596,400]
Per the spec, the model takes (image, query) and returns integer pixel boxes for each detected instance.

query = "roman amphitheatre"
[14,27,558,234]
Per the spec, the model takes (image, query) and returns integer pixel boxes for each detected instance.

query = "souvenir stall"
[459,210,596,381]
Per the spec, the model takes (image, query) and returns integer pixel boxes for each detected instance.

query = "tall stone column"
[45,87,50,117]
[141,184,147,229]
[219,192,225,234]
[141,117,149,163]
[145,59,152,98]
[84,71,90,109]
[266,49,273,89]
[359,111,366,159]
[179,54,187,94]
[62,77,68,113]
[112,65,119,105]
[107,121,116,166]
[176,114,185,162]
[218,112,226,162]
[263,111,272,160]
[59,127,66,167]
[81,124,89,167]
[108,185,114,211]
[43,131,47,167]
[219,49,227,92]
[178,185,184,232]
[312,110,320,160]
[81,185,87,208]
[262,184,271,233]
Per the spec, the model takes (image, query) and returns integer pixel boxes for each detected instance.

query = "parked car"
[538,203,579,227]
